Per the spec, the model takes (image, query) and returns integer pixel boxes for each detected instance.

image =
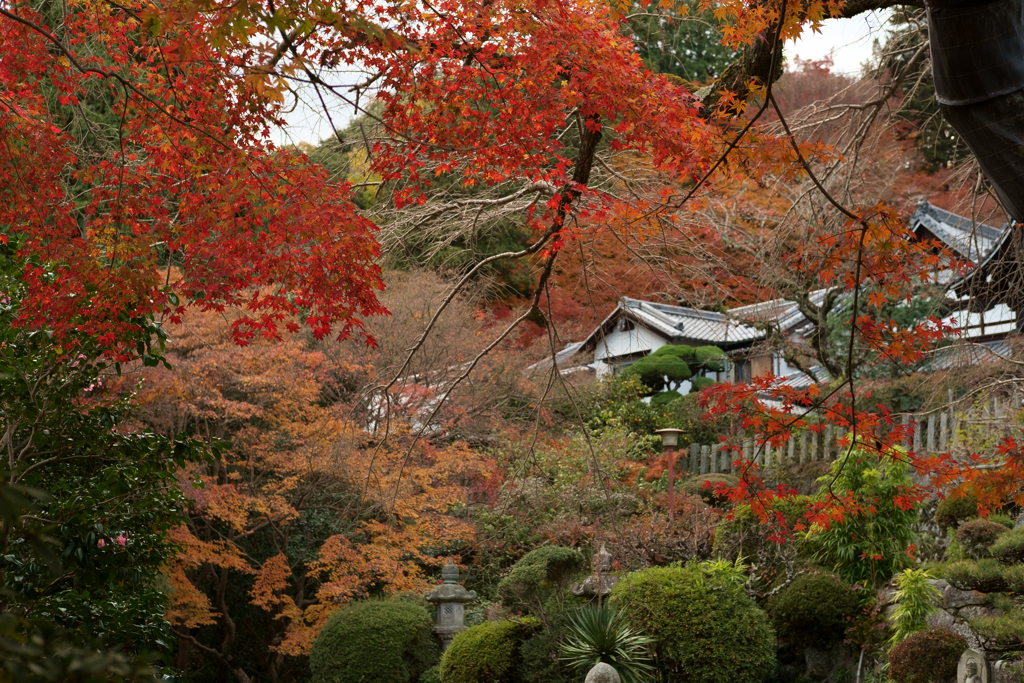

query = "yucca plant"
[560,604,656,683]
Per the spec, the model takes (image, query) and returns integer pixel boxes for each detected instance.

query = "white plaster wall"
[594,326,669,362]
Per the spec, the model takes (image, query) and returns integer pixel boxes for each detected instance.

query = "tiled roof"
[579,297,765,351]
[931,338,1016,370]
[911,201,1005,263]
[727,289,830,334]
[526,341,586,372]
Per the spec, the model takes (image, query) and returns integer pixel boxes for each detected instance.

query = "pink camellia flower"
[97,539,106,548]
[116,535,126,546]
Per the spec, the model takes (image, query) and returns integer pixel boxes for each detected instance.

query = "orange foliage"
[123,306,494,672]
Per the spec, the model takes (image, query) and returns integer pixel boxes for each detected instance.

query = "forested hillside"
[3,0,1024,680]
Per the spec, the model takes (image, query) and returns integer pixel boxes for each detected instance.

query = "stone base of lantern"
[434,625,465,652]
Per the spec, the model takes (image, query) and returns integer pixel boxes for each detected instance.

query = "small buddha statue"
[571,544,619,598]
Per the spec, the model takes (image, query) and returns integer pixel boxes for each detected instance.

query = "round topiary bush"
[935,494,978,532]
[888,629,967,683]
[956,518,1009,559]
[439,618,540,683]
[766,572,862,649]
[309,600,436,683]
[611,563,776,683]
[680,472,739,507]
[496,546,586,617]
[991,527,1024,564]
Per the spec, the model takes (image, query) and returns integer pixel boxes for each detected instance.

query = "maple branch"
[0,7,231,152]
[695,0,919,113]
[376,237,556,394]
[406,181,557,228]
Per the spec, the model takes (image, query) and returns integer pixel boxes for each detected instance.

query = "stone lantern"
[424,560,477,652]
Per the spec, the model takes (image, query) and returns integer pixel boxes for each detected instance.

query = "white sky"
[787,10,892,76]
[274,12,892,146]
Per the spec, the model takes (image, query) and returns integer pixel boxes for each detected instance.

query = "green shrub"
[991,527,1024,564]
[990,513,1015,529]
[934,494,978,532]
[680,472,739,507]
[621,345,725,394]
[714,496,811,561]
[611,562,776,683]
[496,546,587,621]
[419,666,441,683]
[956,519,1008,559]
[888,569,940,647]
[766,572,861,649]
[943,559,1007,593]
[690,376,716,392]
[439,618,540,683]
[309,600,436,683]
[517,625,572,683]
[651,390,683,407]
[811,447,916,586]
[888,629,967,683]
[1002,563,1024,591]
[968,595,1024,649]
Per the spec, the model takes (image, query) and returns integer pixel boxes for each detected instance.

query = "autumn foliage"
[7,0,1024,677]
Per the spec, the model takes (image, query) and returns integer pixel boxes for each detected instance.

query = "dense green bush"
[496,546,586,621]
[766,573,861,649]
[934,495,978,532]
[811,447,916,586]
[943,559,1009,593]
[967,594,1024,649]
[309,600,436,683]
[990,513,1015,529]
[888,569,941,647]
[611,562,776,683]
[516,625,572,683]
[419,666,441,683]
[680,472,739,507]
[620,344,726,394]
[439,618,540,683]
[956,519,1008,559]
[991,527,1024,564]
[714,496,811,561]
[888,629,967,683]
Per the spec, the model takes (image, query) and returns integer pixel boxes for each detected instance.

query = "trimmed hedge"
[956,519,1008,559]
[611,564,775,683]
[496,546,586,616]
[439,618,540,683]
[991,527,1024,564]
[943,559,1008,593]
[888,629,967,683]
[766,573,861,649]
[310,600,436,683]
[934,495,978,532]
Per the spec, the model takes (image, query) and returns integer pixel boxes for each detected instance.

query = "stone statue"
[958,649,989,683]
[571,544,619,598]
